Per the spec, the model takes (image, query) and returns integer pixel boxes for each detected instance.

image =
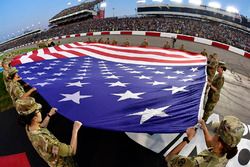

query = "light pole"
[112,8,115,17]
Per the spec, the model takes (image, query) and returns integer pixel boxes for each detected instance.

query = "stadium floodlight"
[189,0,202,6]
[226,6,239,13]
[152,0,163,3]
[208,1,221,9]
[67,2,72,6]
[77,0,82,2]
[100,2,107,8]
[137,0,146,3]
[170,0,183,3]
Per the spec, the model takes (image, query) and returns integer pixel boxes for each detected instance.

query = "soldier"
[2,58,11,92]
[203,62,226,121]
[104,38,110,44]
[8,67,36,104]
[179,44,185,51]
[16,97,82,167]
[201,49,208,57]
[140,38,149,47]
[163,41,171,49]
[165,116,244,167]
[98,37,104,43]
[86,37,92,43]
[207,53,219,83]
[123,39,130,47]
[111,39,118,45]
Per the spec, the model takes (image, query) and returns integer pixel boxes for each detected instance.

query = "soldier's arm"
[21,87,37,99]
[207,82,218,92]
[40,108,57,128]
[165,127,196,161]
[199,120,213,147]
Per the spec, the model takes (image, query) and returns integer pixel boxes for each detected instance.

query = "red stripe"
[244,52,250,58]
[66,35,70,38]
[145,32,161,37]
[11,59,22,66]
[87,32,93,36]
[177,35,194,41]
[73,42,84,46]
[29,53,46,62]
[63,45,205,64]
[101,31,110,35]
[43,48,68,59]
[120,31,132,35]
[54,46,86,57]
[75,34,80,37]
[77,44,199,59]
[212,42,229,50]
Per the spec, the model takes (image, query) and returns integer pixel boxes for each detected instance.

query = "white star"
[68,62,76,64]
[116,64,123,66]
[153,71,165,74]
[59,91,92,104]
[44,67,53,70]
[119,66,130,69]
[78,69,88,72]
[25,77,37,80]
[186,74,196,78]
[123,68,134,71]
[46,78,61,82]
[145,67,156,70]
[70,59,78,61]
[53,60,61,63]
[36,62,43,65]
[66,81,89,87]
[84,60,92,63]
[164,86,188,94]
[137,65,146,68]
[18,66,25,69]
[30,66,38,69]
[64,64,73,67]
[83,63,91,66]
[129,71,142,74]
[37,72,46,76]
[135,75,152,80]
[81,65,90,68]
[49,63,57,66]
[22,71,31,74]
[35,82,51,87]
[174,71,184,74]
[190,67,198,72]
[71,76,88,80]
[106,81,130,87]
[113,90,145,101]
[164,67,173,70]
[147,81,166,86]
[60,68,70,71]
[128,105,170,124]
[77,73,87,76]
[105,75,121,79]
[102,72,113,75]
[101,69,111,72]
[180,78,193,82]
[53,73,63,76]
[164,76,177,79]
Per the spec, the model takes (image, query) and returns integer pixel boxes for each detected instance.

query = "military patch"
[177,158,186,166]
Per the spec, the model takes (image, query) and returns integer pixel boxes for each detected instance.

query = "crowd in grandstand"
[1,16,250,52]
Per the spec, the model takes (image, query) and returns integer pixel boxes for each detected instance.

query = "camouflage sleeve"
[209,60,216,68]
[168,155,195,167]
[214,77,224,90]
[13,85,24,99]
[56,142,74,157]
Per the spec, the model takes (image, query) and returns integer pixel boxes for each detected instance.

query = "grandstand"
[49,0,104,26]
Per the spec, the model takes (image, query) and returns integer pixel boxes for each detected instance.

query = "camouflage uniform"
[201,50,208,57]
[2,59,11,92]
[123,40,130,47]
[203,74,224,121]
[140,40,149,47]
[207,56,218,82]
[9,80,25,102]
[168,116,244,167]
[16,97,78,167]
[168,148,227,167]
[26,127,77,167]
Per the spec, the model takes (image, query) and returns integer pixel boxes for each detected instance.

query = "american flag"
[12,43,207,133]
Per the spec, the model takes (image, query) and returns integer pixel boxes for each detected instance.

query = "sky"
[0,0,250,43]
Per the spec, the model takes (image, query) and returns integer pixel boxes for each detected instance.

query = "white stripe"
[19,55,34,64]
[61,35,67,39]
[83,43,205,59]
[110,31,121,35]
[132,31,146,36]
[93,32,101,36]
[228,46,245,56]
[73,44,206,61]
[194,37,212,45]
[48,47,78,58]
[160,33,177,38]
[80,33,86,36]
[70,34,75,38]
[37,49,58,60]
[60,44,206,66]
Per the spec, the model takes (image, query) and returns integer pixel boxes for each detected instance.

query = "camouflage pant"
[203,100,218,121]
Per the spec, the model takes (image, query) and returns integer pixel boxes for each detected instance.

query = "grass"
[0,72,13,112]
[0,47,37,61]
